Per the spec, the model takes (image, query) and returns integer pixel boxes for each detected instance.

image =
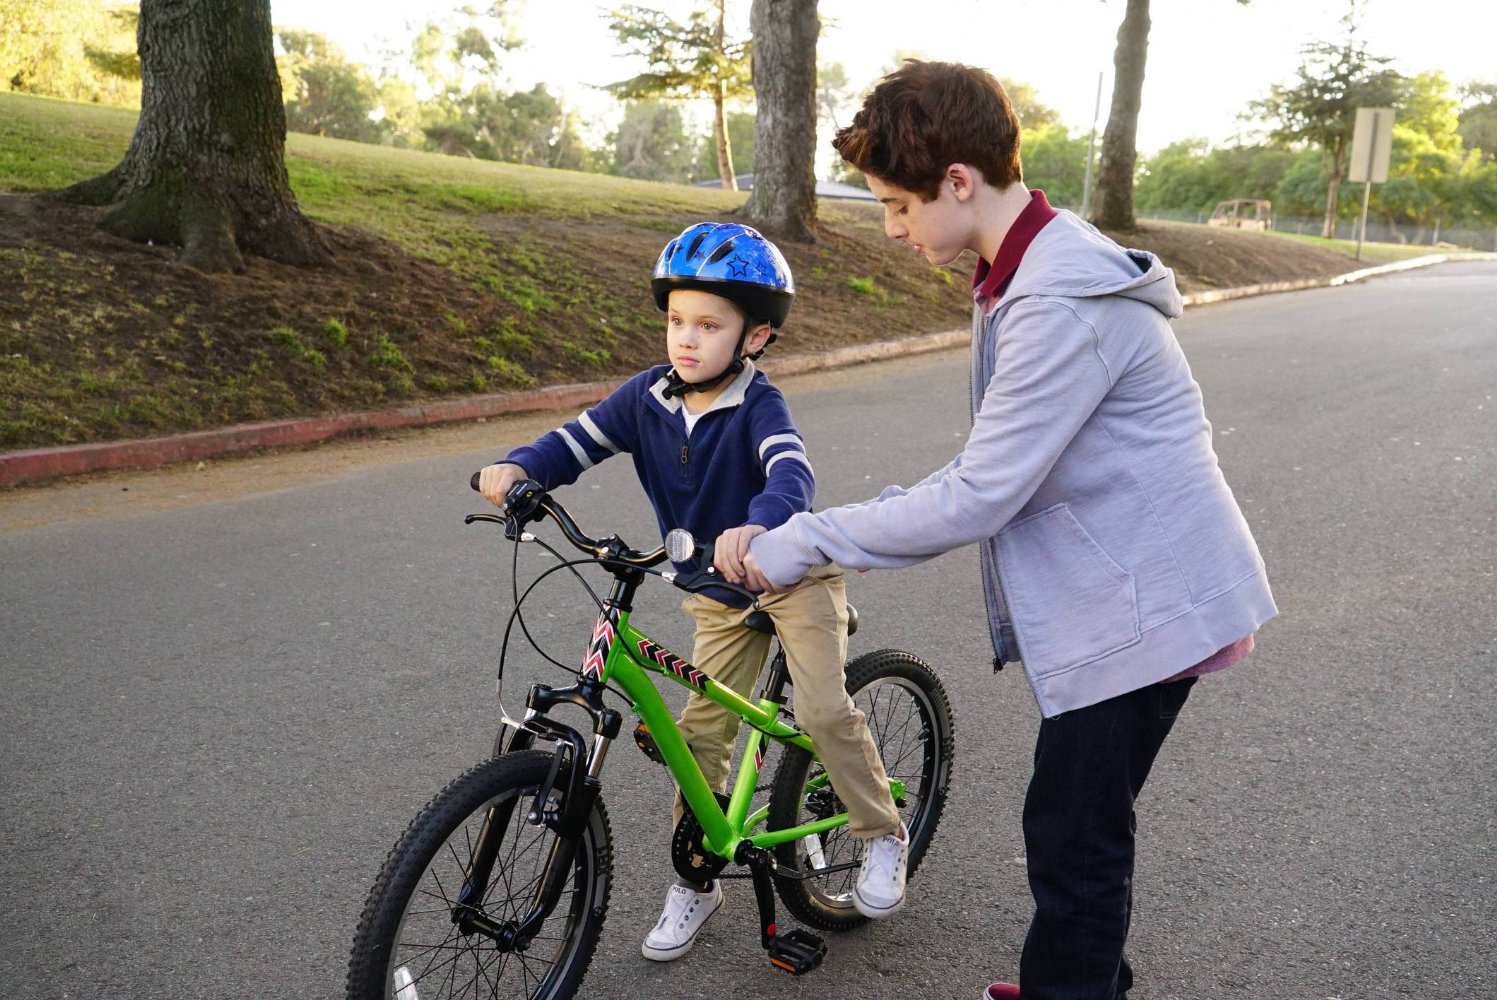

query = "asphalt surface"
[2,260,1494,999]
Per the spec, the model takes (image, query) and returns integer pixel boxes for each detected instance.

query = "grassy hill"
[0,91,1431,452]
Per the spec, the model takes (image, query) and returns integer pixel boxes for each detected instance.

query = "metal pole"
[1080,71,1103,219]
[1356,179,1372,260]
[1354,110,1381,260]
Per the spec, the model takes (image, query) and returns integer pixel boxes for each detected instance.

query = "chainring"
[670,792,733,884]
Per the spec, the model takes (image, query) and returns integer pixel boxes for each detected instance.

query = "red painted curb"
[0,331,968,487]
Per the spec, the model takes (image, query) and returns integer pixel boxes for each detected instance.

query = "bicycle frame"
[524,570,905,864]
[607,609,886,859]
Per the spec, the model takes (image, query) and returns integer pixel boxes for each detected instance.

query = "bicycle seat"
[742,604,859,637]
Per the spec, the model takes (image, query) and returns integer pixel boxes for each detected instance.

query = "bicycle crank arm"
[740,845,828,975]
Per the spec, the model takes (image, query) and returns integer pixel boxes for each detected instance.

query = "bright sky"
[272,0,1495,162]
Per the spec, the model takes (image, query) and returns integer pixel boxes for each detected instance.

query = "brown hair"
[833,60,1023,201]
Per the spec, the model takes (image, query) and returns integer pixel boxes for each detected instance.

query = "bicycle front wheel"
[346,750,612,1000]
[767,648,954,930]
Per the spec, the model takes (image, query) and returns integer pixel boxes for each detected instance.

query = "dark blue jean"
[1018,677,1197,1000]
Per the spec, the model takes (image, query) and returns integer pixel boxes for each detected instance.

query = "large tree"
[1456,81,1497,162]
[1250,4,1399,238]
[1090,0,1150,230]
[1091,0,1251,231]
[60,0,327,273]
[606,1,750,190]
[744,0,818,241]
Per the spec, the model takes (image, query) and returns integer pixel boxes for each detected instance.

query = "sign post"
[1349,107,1395,260]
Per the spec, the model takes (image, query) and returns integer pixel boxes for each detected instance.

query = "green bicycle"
[346,479,955,999]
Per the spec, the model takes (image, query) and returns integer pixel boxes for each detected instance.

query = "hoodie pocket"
[997,504,1140,676]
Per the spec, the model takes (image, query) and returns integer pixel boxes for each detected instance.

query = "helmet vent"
[705,239,737,264]
[685,232,709,259]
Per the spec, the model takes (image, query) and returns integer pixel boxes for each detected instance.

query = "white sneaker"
[853,823,908,919]
[641,881,724,961]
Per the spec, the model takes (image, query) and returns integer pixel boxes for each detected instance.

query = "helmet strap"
[662,327,752,399]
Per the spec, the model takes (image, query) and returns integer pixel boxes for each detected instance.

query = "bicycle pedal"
[633,722,667,766]
[766,928,826,975]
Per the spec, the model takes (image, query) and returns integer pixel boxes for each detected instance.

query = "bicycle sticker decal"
[635,637,707,690]
[581,607,619,679]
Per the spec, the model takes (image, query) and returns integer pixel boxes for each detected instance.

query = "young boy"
[744,62,1278,999]
[477,221,909,963]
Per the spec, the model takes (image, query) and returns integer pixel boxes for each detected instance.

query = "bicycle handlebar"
[469,470,757,602]
[470,472,670,568]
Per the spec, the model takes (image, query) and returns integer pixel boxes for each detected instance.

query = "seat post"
[758,645,791,704]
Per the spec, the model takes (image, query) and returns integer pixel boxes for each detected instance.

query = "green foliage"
[2,0,141,106]
[691,111,754,181]
[1136,141,1299,215]
[422,82,591,170]
[1457,81,1497,162]
[1248,12,1400,184]
[407,2,522,97]
[999,78,1062,131]
[605,2,750,186]
[610,99,697,182]
[563,343,611,369]
[605,3,751,103]
[367,332,412,371]
[275,29,388,144]
[1272,150,1337,217]
[1020,124,1090,208]
[817,61,857,134]
[322,318,349,347]
[271,325,328,368]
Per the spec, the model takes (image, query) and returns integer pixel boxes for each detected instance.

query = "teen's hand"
[477,462,529,509]
[740,549,780,595]
[714,523,767,585]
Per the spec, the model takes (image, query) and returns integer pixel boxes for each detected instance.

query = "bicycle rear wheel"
[767,648,954,930]
[347,750,612,1000]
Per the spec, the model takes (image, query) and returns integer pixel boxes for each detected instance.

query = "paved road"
[3,261,1494,1000]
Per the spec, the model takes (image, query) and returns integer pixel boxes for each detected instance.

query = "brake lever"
[661,530,760,604]
[470,471,547,539]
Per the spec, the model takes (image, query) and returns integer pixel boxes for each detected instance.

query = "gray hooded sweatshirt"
[750,210,1277,717]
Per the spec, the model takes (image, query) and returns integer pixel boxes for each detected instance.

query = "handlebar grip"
[470,470,482,491]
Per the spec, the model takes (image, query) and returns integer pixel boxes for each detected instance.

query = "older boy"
[479,222,908,964]
[745,62,1277,999]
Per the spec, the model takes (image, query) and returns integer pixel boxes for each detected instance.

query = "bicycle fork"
[455,679,620,951]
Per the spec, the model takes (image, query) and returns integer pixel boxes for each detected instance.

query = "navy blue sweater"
[504,363,815,602]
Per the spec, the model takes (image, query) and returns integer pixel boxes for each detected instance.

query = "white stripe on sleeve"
[558,428,595,471]
[578,412,621,454]
[758,433,803,461]
[765,451,812,476]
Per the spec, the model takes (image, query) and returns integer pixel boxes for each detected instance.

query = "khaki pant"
[673,566,901,840]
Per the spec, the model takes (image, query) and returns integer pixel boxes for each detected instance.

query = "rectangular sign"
[1348,107,1395,183]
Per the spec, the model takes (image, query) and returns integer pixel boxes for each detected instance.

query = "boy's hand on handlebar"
[478,462,529,509]
[714,523,766,586]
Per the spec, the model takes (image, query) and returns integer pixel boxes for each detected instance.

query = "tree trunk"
[713,83,737,190]
[711,0,737,191]
[1092,0,1150,231]
[744,0,818,242]
[1322,171,1342,238]
[60,0,329,273]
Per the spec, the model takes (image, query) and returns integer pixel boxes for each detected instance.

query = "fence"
[1139,207,1497,252]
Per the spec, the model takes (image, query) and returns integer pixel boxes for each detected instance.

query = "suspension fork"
[457,681,621,948]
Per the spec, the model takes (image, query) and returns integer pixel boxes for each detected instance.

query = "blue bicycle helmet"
[651,222,795,328]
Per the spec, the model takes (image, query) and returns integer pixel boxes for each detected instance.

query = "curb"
[3,252,1490,487]
[0,329,971,487]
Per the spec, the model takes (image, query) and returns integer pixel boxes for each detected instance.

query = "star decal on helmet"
[726,257,751,278]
